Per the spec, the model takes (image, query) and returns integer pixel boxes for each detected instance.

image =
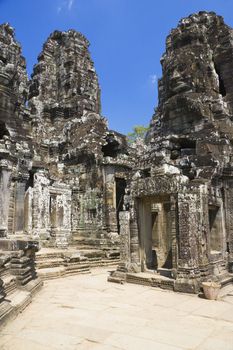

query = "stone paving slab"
[0,268,233,350]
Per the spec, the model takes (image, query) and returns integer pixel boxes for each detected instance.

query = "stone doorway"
[209,204,223,253]
[138,196,173,272]
[115,178,126,233]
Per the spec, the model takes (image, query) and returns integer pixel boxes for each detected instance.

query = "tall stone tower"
[114,12,233,293]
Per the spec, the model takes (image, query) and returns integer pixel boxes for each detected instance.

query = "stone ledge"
[0,277,43,329]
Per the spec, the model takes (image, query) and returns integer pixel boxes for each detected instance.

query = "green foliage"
[127,125,149,144]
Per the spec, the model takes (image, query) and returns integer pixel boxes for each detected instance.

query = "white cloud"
[57,0,74,13]
[67,0,74,10]
[150,74,157,85]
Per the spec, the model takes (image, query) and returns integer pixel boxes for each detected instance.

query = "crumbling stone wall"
[0,239,42,326]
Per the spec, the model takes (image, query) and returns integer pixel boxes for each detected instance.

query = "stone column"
[197,187,211,278]
[174,192,201,293]
[0,160,11,237]
[14,175,29,235]
[223,180,233,272]
[170,195,178,273]
[119,211,130,262]
[24,186,33,235]
[130,219,140,264]
[118,209,141,272]
[32,170,50,239]
[50,194,57,233]
[104,167,118,234]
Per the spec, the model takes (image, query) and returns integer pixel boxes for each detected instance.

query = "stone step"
[37,266,66,280]
[71,231,106,239]
[36,252,64,260]
[125,272,175,291]
[0,301,13,326]
[36,249,119,261]
[88,259,120,268]
[37,265,90,280]
[218,273,233,286]
[8,290,32,314]
[34,248,120,280]
[2,275,17,295]
[35,258,64,269]
[157,268,172,278]
[71,237,119,248]
[23,278,43,296]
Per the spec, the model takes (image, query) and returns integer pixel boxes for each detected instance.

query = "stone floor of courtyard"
[0,267,233,350]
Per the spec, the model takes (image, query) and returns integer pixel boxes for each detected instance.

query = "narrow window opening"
[88,208,97,220]
[174,138,196,156]
[0,122,10,139]
[25,171,34,191]
[179,138,196,149]
[102,135,120,158]
[141,168,151,178]
[214,64,226,97]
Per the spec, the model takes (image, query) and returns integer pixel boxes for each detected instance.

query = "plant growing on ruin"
[127,125,149,144]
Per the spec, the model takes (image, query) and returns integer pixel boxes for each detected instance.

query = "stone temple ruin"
[0,11,233,324]
[110,11,233,293]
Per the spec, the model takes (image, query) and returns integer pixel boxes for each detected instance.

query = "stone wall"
[0,239,42,327]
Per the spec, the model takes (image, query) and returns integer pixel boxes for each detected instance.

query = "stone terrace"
[0,267,233,350]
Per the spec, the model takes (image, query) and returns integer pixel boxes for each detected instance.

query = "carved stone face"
[163,60,193,97]
[162,48,219,101]
[147,12,233,155]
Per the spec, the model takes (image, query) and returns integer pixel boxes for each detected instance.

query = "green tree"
[127,125,149,144]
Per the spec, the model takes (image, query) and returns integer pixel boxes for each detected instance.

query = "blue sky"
[0,0,233,134]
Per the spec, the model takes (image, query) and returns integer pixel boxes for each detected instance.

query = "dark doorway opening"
[0,122,10,139]
[115,178,126,233]
[209,205,223,252]
[25,171,34,191]
[214,64,226,97]
[139,198,173,272]
[151,212,158,269]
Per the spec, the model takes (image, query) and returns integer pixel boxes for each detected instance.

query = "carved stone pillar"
[129,217,140,264]
[14,175,29,235]
[0,160,12,237]
[104,167,118,234]
[170,195,178,273]
[119,211,130,262]
[174,192,201,293]
[223,180,233,272]
[50,194,57,233]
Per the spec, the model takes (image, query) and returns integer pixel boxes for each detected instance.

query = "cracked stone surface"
[0,267,233,350]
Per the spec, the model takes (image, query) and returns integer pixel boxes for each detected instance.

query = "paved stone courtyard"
[0,268,233,350]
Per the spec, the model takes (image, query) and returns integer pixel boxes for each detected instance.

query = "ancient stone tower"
[111,12,233,293]
[0,23,31,237]
[0,24,132,249]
